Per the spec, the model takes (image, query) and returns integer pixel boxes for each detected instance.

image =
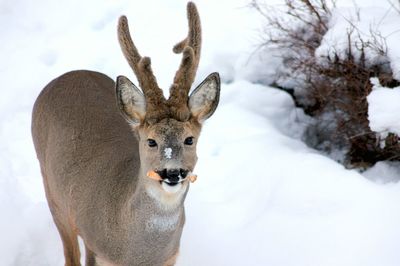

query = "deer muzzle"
[146,169,197,184]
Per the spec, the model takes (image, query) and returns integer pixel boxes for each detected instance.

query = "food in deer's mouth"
[188,174,197,183]
[147,170,162,181]
[147,170,197,184]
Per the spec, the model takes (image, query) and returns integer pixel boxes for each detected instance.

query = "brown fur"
[33,70,188,265]
[168,2,202,121]
[118,2,202,123]
[164,250,179,266]
[32,3,220,266]
[118,16,168,124]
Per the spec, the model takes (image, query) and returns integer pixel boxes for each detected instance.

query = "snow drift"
[1,0,400,265]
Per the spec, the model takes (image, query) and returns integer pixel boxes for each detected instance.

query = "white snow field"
[1,0,400,265]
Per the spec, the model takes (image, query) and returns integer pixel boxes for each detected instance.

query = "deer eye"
[184,137,194,145]
[147,139,157,147]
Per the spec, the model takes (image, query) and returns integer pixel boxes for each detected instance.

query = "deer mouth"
[161,178,186,186]
[147,169,196,188]
[161,180,184,194]
[155,169,188,186]
[162,179,179,186]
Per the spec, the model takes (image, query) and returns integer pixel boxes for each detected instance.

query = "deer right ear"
[189,72,220,123]
[116,75,146,125]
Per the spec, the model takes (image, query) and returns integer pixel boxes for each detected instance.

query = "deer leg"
[42,171,81,266]
[84,245,96,266]
[164,250,179,266]
[53,219,81,266]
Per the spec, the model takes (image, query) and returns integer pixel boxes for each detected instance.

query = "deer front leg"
[164,250,179,266]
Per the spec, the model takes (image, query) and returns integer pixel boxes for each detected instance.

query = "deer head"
[116,2,220,194]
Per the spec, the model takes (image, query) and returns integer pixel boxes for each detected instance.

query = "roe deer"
[31,2,220,265]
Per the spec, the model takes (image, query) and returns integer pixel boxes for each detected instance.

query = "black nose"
[167,169,180,180]
[157,168,189,182]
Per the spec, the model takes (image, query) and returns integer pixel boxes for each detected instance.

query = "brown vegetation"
[252,0,400,167]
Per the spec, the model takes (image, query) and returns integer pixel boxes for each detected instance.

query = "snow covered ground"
[1,0,400,265]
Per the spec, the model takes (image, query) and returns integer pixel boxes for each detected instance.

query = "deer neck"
[123,168,189,231]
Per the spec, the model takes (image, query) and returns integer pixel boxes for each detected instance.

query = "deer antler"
[167,2,202,121]
[118,16,169,123]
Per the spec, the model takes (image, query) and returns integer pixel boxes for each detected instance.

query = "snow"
[2,0,400,265]
[315,2,400,77]
[181,81,400,266]
[367,78,400,136]
[164,147,173,159]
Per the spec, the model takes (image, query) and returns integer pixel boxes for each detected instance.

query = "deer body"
[32,3,220,266]
[33,70,185,265]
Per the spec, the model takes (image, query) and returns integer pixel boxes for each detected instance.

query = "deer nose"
[167,169,180,180]
[157,168,189,182]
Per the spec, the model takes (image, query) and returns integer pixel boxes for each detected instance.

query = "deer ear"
[189,72,220,123]
[116,75,146,125]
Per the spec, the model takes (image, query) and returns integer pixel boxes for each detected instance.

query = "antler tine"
[167,2,202,121]
[118,16,168,123]
[118,16,141,75]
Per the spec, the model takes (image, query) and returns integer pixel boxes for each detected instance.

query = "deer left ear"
[188,72,220,123]
[116,75,146,125]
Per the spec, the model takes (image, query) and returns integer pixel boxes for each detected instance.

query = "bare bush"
[252,0,400,167]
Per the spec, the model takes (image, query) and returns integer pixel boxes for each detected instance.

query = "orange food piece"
[188,175,197,183]
[147,170,162,181]
[147,170,198,184]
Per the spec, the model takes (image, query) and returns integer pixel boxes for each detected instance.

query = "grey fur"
[32,70,187,265]
[31,2,220,266]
